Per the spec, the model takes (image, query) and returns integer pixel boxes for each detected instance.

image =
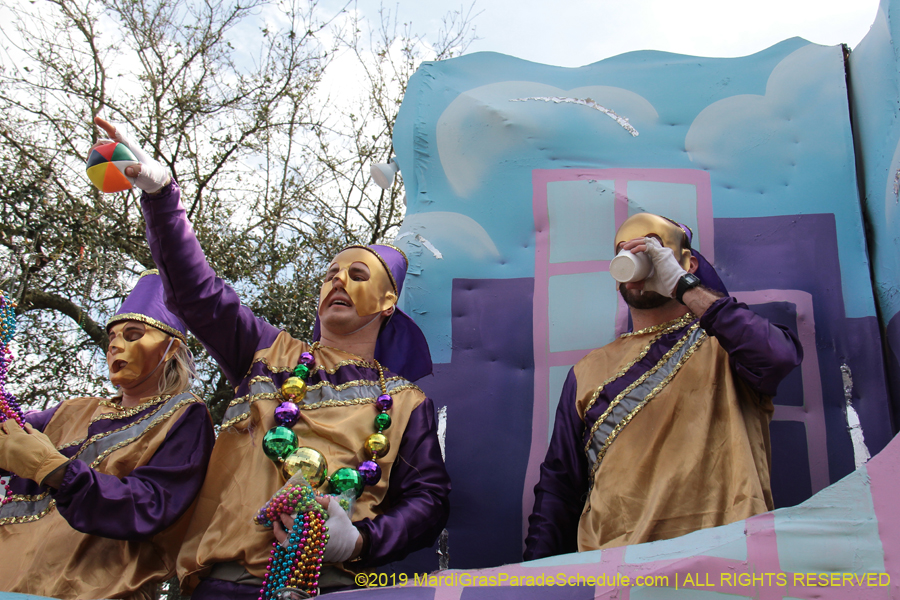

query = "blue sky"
[334,0,880,66]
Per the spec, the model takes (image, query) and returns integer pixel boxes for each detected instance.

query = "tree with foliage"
[0,0,475,428]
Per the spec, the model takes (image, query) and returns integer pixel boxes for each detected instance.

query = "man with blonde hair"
[0,271,215,599]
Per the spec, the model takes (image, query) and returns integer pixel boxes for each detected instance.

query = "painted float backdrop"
[384,0,900,575]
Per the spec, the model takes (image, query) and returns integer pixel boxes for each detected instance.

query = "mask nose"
[331,268,349,289]
[107,334,124,356]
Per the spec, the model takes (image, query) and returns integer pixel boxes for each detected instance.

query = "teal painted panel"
[775,466,885,574]
[547,180,616,263]
[548,272,617,352]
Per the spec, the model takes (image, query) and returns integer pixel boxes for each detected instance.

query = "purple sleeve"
[699,296,804,396]
[352,397,450,568]
[524,369,587,561]
[141,181,280,384]
[51,402,214,541]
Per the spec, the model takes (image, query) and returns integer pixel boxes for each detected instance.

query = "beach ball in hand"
[86,142,138,192]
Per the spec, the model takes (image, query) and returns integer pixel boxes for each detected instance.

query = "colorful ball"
[364,433,390,459]
[375,394,393,411]
[274,401,300,426]
[374,412,391,431]
[281,377,308,402]
[85,142,138,193]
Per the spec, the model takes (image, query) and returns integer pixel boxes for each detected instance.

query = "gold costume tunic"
[0,394,212,599]
[177,336,433,591]
[574,323,774,550]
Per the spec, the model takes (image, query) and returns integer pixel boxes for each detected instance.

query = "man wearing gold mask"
[93,118,449,599]
[525,213,803,559]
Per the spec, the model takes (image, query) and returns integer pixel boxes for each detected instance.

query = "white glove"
[640,237,687,298]
[322,498,360,563]
[93,117,170,193]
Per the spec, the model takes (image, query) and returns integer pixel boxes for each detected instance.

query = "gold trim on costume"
[6,491,50,503]
[581,314,695,418]
[0,498,55,526]
[57,396,172,451]
[585,326,707,490]
[92,395,168,423]
[620,313,695,338]
[105,312,187,343]
[584,323,700,458]
[226,383,421,417]
[88,396,200,468]
[308,376,407,393]
[242,355,378,380]
[581,331,668,419]
[66,397,174,460]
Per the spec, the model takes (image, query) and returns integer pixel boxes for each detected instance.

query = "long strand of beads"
[256,481,328,599]
[0,291,22,508]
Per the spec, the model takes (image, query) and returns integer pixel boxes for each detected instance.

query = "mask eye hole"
[347,261,371,282]
[123,323,145,342]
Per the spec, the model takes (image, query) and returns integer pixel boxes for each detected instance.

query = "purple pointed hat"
[314,244,432,382]
[107,270,188,342]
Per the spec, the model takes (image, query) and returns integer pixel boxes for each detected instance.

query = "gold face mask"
[614,213,692,269]
[107,320,175,390]
[318,247,398,318]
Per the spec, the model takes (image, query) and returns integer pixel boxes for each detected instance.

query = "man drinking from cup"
[524,212,803,559]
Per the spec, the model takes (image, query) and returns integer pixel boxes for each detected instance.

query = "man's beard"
[619,283,671,310]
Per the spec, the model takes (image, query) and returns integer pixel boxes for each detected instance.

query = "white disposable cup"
[610,249,652,283]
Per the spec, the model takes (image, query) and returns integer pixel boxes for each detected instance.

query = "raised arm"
[698,296,803,396]
[141,181,279,383]
[91,117,280,384]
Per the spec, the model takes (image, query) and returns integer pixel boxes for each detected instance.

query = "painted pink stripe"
[865,434,900,599]
[526,169,553,541]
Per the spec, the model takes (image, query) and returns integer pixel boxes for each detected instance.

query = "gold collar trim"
[620,313,695,338]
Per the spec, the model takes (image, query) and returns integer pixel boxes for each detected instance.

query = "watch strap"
[675,273,702,305]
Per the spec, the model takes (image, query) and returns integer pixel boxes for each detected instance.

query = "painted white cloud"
[396,211,501,264]
[685,43,846,182]
[436,82,658,198]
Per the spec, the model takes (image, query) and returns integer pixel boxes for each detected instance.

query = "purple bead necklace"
[0,291,24,507]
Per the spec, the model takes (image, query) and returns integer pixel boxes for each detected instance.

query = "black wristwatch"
[675,273,702,305]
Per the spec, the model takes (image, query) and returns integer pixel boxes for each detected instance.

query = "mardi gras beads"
[0,291,22,507]
[263,347,393,499]
[255,480,328,598]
